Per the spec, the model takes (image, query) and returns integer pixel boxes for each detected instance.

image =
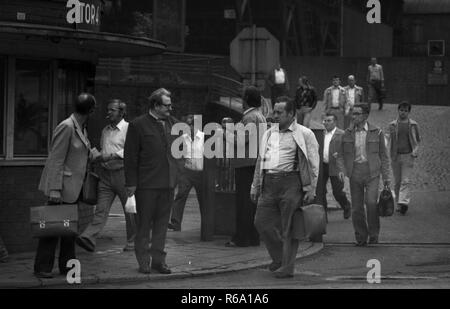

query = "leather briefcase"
[30,204,78,238]
[292,204,327,242]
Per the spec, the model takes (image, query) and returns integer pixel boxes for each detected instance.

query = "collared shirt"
[183,130,205,171]
[368,64,384,81]
[101,119,128,170]
[274,69,285,84]
[348,87,356,106]
[149,110,169,136]
[262,121,298,173]
[323,127,336,164]
[331,87,340,107]
[354,122,369,163]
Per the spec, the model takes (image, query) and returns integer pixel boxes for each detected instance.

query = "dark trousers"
[135,188,173,267]
[232,166,260,247]
[368,80,383,109]
[34,235,76,274]
[170,169,204,228]
[322,163,350,210]
[254,173,303,276]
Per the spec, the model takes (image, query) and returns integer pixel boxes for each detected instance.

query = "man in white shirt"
[323,76,347,129]
[76,99,136,252]
[321,114,351,219]
[268,63,290,108]
[367,57,385,110]
[168,114,205,232]
[344,75,364,129]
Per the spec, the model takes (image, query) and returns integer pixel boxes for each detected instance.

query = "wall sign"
[66,0,101,30]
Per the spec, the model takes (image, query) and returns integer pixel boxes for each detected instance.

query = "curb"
[0,242,324,288]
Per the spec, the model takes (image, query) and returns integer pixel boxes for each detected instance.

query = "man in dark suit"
[124,88,178,274]
[321,113,351,219]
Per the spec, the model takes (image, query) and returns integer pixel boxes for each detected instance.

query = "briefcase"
[30,204,78,238]
[377,185,394,217]
[292,204,327,242]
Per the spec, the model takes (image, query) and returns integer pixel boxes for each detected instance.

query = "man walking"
[337,103,391,246]
[387,101,420,215]
[124,88,178,274]
[168,114,205,232]
[344,75,364,129]
[225,86,266,247]
[367,57,385,110]
[321,113,351,219]
[251,96,319,278]
[323,76,347,129]
[76,99,136,252]
[268,63,289,108]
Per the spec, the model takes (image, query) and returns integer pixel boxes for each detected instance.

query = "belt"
[330,107,341,109]
[264,171,298,178]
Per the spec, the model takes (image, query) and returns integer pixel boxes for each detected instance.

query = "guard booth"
[200,26,325,241]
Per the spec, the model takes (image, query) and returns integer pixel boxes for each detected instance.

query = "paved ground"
[0,103,448,289]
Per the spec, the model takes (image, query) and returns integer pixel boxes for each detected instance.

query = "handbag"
[292,204,327,242]
[81,165,99,205]
[30,204,78,238]
[377,185,394,217]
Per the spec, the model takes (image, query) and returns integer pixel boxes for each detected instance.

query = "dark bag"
[377,185,394,217]
[292,204,327,242]
[30,204,78,238]
[81,166,99,205]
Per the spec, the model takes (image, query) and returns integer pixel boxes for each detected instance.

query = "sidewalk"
[0,193,322,288]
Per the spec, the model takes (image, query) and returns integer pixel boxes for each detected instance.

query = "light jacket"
[38,114,90,203]
[387,118,420,161]
[323,86,347,111]
[337,122,391,181]
[251,121,320,195]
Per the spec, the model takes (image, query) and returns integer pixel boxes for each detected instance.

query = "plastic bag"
[125,195,137,214]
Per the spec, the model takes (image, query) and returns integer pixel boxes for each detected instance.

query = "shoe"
[151,263,172,274]
[399,204,408,215]
[138,265,151,274]
[123,243,135,252]
[168,222,181,231]
[273,271,294,279]
[34,271,53,279]
[224,241,238,247]
[268,262,282,272]
[368,236,379,244]
[76,237,95,252]
[355,241,367,247]
[343,205,351,219]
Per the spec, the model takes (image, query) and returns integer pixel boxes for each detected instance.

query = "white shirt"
[323,127,336,164]
[100,119,128,170]
[331,87,340,107]
[355,123,369,163]
[262,122,297,173]
[183,130,204,171]
[274,69,285,84]
[348,88,356,106]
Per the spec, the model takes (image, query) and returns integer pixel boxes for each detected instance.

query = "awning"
[0,22,166,59]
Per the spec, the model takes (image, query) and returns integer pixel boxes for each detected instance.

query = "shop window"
[14,60,51,156]
[0,58,4,156]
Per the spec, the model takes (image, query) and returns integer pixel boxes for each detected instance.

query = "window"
[0,58,5,156]
[14,59,51,156]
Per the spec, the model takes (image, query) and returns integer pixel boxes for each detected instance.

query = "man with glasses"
[337,103,391,246]
[124,88,179,274]
[76,99,136,253]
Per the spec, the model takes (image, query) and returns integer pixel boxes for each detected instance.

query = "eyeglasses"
[161,103,172,109]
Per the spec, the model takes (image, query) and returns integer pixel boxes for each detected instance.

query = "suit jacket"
[231,107,267,168]
[251,121,320,195]
[325,128,345,176]
[124,113,179,189]
[323,86,347,111]
[343,85,364,114]
[38,114,90,203]
[337,122,391,181]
